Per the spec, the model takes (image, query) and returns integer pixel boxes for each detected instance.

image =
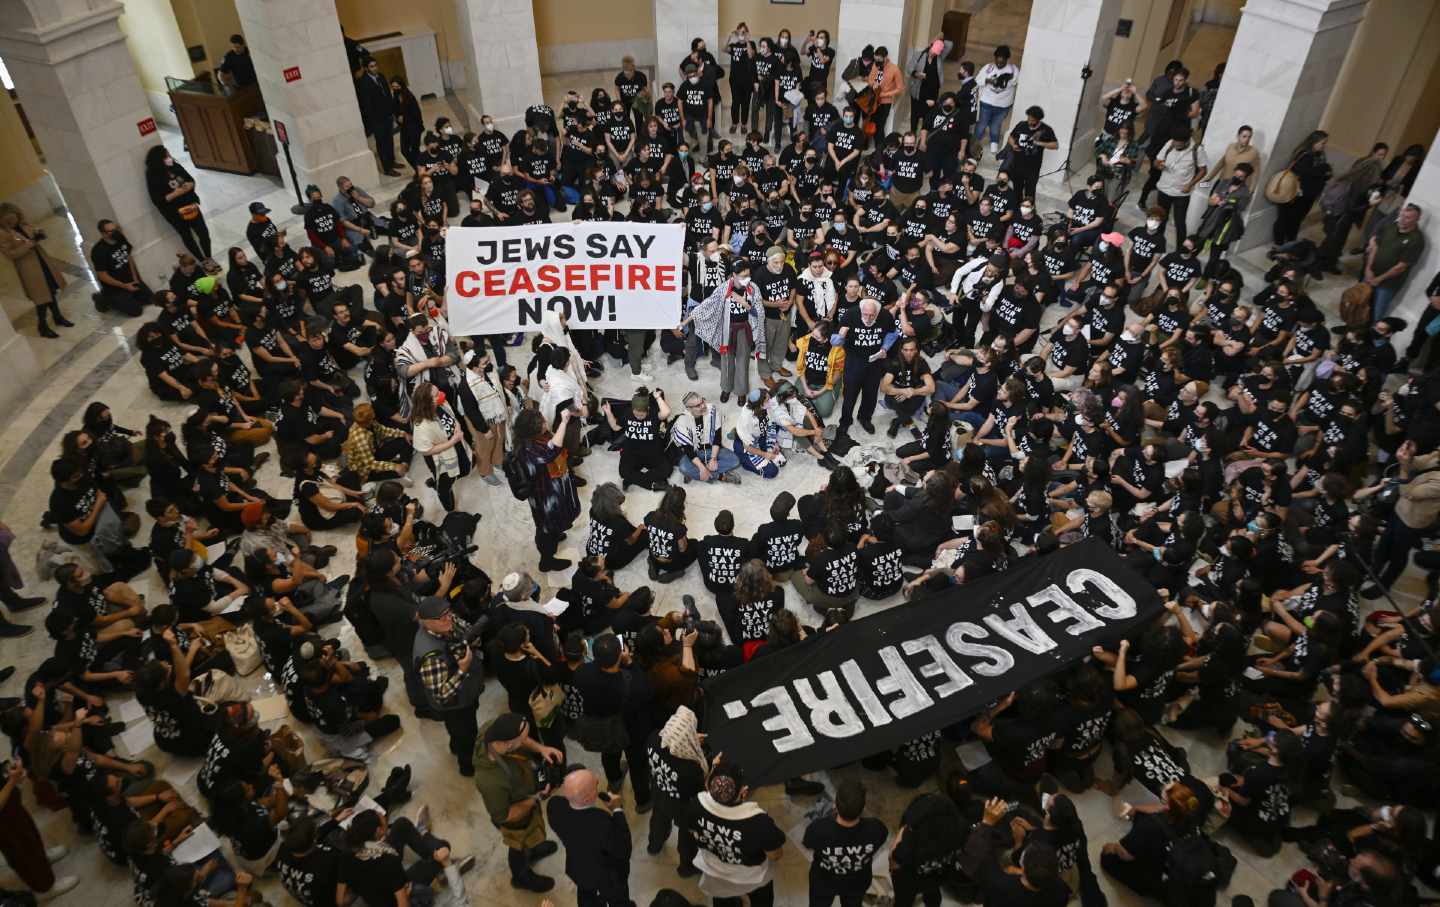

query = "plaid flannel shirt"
[416,616,475,707]
[342,422,408,483]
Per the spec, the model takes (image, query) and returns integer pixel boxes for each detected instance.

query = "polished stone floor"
[0,89,1424,907]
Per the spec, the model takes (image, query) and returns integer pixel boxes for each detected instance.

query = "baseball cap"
[417,596,450,620]
[1100,231,1126,246]
[248,201,270,215]
[484,713,527,744]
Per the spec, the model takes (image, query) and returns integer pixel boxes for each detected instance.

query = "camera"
[535,758,569,792]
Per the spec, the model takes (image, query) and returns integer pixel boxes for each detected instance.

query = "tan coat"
[0,223,66,305]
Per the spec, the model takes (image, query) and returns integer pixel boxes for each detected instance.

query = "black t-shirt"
[751,518,806,572]
[136,683,213,754]
[1160,251,1201,287]
[1069,190,1105,228]
[804,816,888,894]
[858,540,903,598]
[725,587,785,644]
[886,354,931,392]
[842,309,896,357]
[699,534,749,590]
[646,729,707,802]
[809,545,858,599]
[277,843,342,907]
[622,413,664,461]
[50,484,99,544]
[1009,120,1057,167]
[1237,761,1290,831]
[91,237,134,282]
[340,849,409,907]
[684,799,786,866]
[891,151,925,192]
[753,265,797,319]
[1127,225,1166,272]
[586,514,638,560]
[1104,95,1139,135]
[645,510,687,561]
[801,337,834,387]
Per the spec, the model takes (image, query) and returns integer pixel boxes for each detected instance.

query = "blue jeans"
[678,447,741,481]
[1372,283,1402,321]
[935,379,984,427]
[733,438,780,478]
[975,102,1010,148]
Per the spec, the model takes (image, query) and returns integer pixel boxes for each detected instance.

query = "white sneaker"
[38,876,78,901]
[44,844,68,863]
[631,371,655,382]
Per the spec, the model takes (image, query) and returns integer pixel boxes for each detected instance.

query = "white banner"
[445,222,685,335]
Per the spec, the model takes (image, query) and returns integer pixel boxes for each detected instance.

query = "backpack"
[502,452,532,501]
[1164,834,1236,907]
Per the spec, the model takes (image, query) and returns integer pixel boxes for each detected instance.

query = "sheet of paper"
[339,795,385,828]
[540,597,570,618]
[171,823,223,865]
[203,543,222,565]
[219,597,245,615]
[252,694,289,724]
[1165,459,1188,479]
[116,718,155,758]
[952,514,976,533]
[115,697,146,724]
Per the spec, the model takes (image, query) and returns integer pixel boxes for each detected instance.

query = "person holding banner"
[396,312,461,421]
[679,260,767,404]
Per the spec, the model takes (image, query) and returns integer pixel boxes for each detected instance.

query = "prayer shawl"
[531,308,590,403]
[692,793,773,897]
[671,404,723,459]
[395,314,460,419]
[690,278,767,360]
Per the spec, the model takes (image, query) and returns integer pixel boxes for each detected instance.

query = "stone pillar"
[1009,0,1124,192]
[234,0,377,200]
[454,0,543,131]
[654,0,718,89]
[1201,0,1369,251]
[1388,126,1440,359]
[0,0,175,285]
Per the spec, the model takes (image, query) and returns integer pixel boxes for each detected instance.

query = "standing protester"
[803,779,888,907]
[1272,130,1332,246]
[1006,106,1058,202]
[684,759,786,907]
[144,145,213,265]
[836,298,898,443]
[513,407,583,573]
[645,706,707,877]
[974,46,1020,157]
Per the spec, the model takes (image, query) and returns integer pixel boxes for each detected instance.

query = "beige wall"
[534,0,653,45]
[717,0,840,42]
[177,0,246,76]
[335,0,467,62]
[117,0,195,94]
[0,94,43,202]
[167,0,207,77]
[1322,0,1440,161]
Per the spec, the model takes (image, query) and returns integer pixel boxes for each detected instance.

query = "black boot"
[35,305,56,338]
[49,303,74,327]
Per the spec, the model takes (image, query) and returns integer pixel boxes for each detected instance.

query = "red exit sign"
[283,66,302,83]
[137,117,157,137]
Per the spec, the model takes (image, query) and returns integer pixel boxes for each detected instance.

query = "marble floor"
[0,90,1427,907]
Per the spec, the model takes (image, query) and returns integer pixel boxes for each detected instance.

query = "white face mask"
[1020,205,1034,216]
[818,38,827,47]
[443,126,453,135]
[1147,218,1161,230]
[483,123,494,132]
[1097,241,1109,252]
[1378,806,1394,824]
[1062,327,1076,339]
[735,276,751,288]
[688,76,699,84]
[733,175,744,185]
[779,37,790,46]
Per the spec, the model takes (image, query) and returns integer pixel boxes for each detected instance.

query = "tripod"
[1042,63,1094,182]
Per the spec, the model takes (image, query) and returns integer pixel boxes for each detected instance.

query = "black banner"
[703,540,1162,784]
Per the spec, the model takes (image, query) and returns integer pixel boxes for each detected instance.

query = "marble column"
[1387,126,1440,360]
[1009,0,1123,191]
[654,0,718,88]
[454,0,543,131]
[1201,0,1369,251]
[836,0,908,112]
[0,0,175,285]
[234,0,377,199]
